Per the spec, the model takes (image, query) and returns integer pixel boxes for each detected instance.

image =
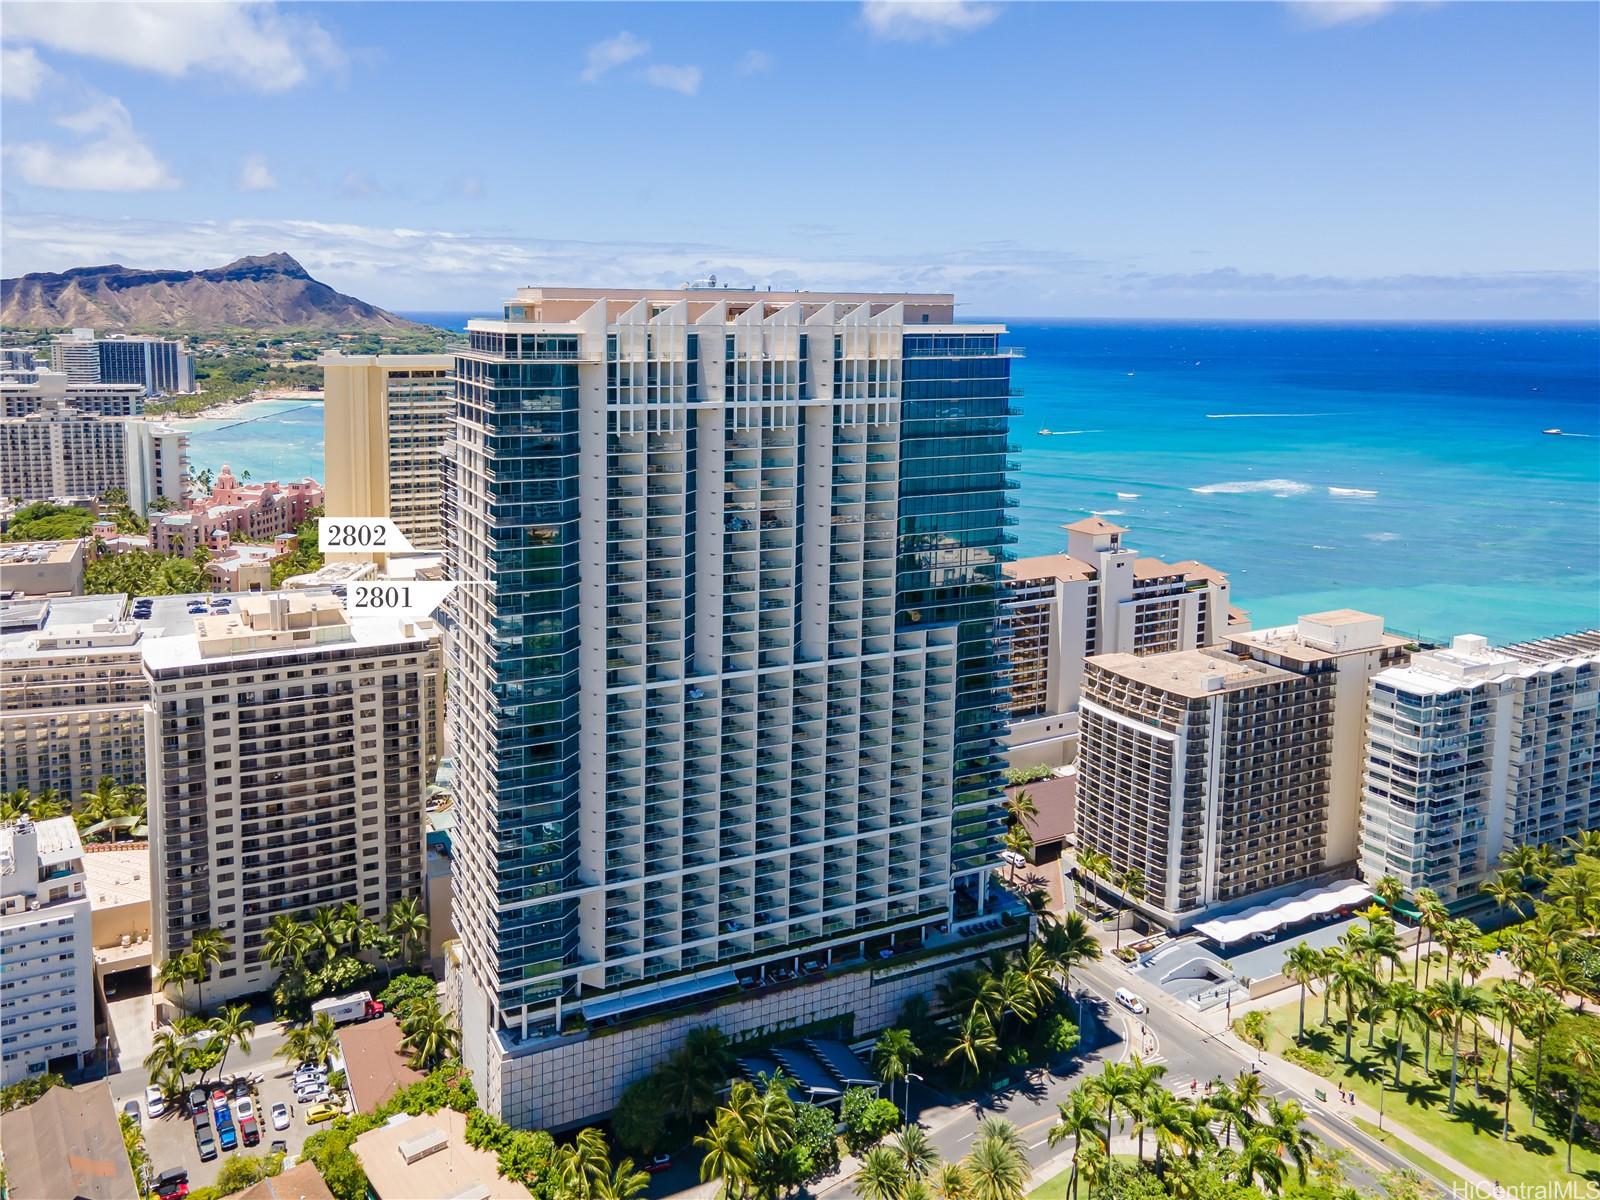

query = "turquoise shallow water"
[185,319,1600,645]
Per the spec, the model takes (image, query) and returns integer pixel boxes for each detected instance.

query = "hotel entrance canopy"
[1194,880,1372,946]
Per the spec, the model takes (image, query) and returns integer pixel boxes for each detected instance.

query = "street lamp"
[903,1072,925,1122]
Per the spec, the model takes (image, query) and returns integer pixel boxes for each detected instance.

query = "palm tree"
[943,1007,998,1083]
[1481,870,1532,922]
[893,1124,938,1181]
[1495,982,1532,1142]
[307,1012,340,1068]
[557,1127,612,1200]
[186,928,231,1012]
[1087,1060,1140,1147]
[1127,1057,1167,1161]
[263,914,312,973]
[1385,980,1424,1086]
[1001,827,1033,882]
[1520,983,1564,1129]
[1142,1088,1192,1167]
[1413,887,1446,985]
[1261,1098,1315,1185]
[1435,978,1488,1114]
[1039,913,1100,995]
[156,951,198,1010]
[1373,874,1404,913]
[858,1146,909,1200]
[1113,867,1145,951]
[144,1030,193,1093]
[1011,945,1058,1018]
[1327,946,1372,1061]
[399,997,460,1070]
[209,1003,255,1083]
[1047,1087,1104,1200]
[277,1023,318,1071]
[307,906,344,964]
[75,776,126,830]
[1233,1130,1287,1193]
[961,1121,1028,1200]
[1283,943,1322,1041]
[696,1113,753,1200]
[386,896,430,968]
[873,1027,921,1120]
[1004,789,1038,829]
[1563,1032,1600,1174]
[596,1156,650,1200]
[929,1161,971,1200]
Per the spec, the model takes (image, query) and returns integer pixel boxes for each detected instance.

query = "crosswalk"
[1151,1073,1232,1143]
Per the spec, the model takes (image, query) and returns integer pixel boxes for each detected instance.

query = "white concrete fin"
[869,302,905,326]
[649,299,689,327]
[764,301,804,326]
[694,301,729,327]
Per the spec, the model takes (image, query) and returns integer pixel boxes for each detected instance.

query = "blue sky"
[2,0,1597,318]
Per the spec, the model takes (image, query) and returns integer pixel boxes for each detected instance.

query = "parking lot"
[125,1054,349,1192]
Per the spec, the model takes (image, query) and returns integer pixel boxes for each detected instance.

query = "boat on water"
[1543,428,1563,435]
[1039,427,1052,436]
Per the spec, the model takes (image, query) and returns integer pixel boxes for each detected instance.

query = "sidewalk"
[1216,1026,1484,1192]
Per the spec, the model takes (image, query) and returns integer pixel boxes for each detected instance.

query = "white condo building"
[1003,517,1244,768]
[444,286,1017,1128]
[1,597,151,804]
[0,398,188,508]
[0,816,95,1085]
[51,329,195,397]
[1361,629,1600,904]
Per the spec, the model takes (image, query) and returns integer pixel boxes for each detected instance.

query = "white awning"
[1193,880,1372,946]
[582,970,739,1021]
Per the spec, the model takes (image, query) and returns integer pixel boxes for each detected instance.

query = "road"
[814,954,1439,1199]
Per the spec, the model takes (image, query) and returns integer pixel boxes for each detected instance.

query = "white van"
[1114,987,1148,1014]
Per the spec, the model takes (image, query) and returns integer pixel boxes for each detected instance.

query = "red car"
[154,1167,189,1198]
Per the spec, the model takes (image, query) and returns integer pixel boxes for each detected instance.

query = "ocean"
[183,317,1600,644]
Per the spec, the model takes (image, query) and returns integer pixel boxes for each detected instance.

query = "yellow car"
[304,1102,342,1124]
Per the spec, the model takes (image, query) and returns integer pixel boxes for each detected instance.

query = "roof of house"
[337,1015,423,1113]
[353,1107,534,1200]
[1063,516,1127,536]
[1003,553,1096,584]
[235,1162,337,1200]
[1,1082,138,1200]
[1008,771,1076,848]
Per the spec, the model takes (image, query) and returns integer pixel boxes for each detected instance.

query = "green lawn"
[1262,988,1600,1190]
[1351,1117,1468,1192]
[1028,1162,1075,1200]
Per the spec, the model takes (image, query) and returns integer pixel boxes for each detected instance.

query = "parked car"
[231,1077,253,1100]
[236,1097,260,1147]
[645,1155,672,1175]
[186,1087,207,1117]
[153,1167,189,1199]
[304,1102,341,1124]
[193,1112,217,1162]
[144,1085,166,1119]
[270,1140,288,1157]
[122,1099,141,1124]
[271,1102,290,1131]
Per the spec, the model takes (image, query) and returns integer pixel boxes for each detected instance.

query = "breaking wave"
[1189,479,1313,497]
[1328,487,1379,498]
[1116,492,1140,500]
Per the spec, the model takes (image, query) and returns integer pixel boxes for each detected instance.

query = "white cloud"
[0,1,341,92]
[581,31,648,82]
[1,45,53,100]
[1287,1,1398,27]
[737,49,773,75]
[236,154,277,192]
[861,1,1000,42]
[6,210,1592,319]
[7,96,179,191]
[644,64,703,96]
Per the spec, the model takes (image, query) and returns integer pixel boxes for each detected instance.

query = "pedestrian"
[1337,1086,1345,1103]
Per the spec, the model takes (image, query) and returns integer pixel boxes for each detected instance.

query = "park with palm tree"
[1251,839,1600,1190]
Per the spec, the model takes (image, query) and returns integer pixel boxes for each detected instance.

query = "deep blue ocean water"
[184,315,1599,644]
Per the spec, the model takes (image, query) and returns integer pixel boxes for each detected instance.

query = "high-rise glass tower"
[444,288,1016,1125]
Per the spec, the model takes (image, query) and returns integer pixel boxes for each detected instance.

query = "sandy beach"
[168,389,323,425]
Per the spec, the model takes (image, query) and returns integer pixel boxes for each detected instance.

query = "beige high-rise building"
[0,596,151,804]
[1003,517,1246,768]
[1075,610,1408,930]
[320,354,454,550]
[141,592,444,1006]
